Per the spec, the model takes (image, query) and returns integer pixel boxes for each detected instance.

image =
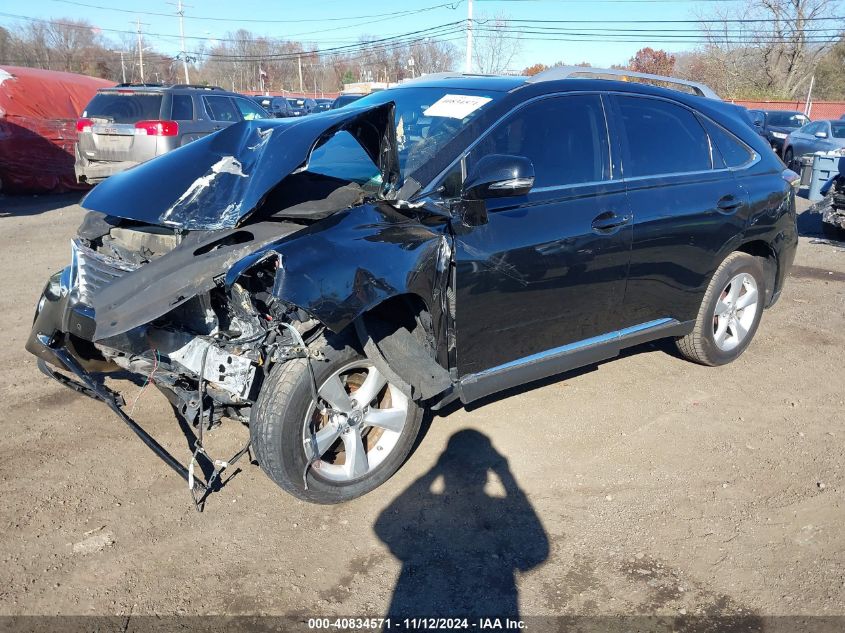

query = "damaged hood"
[80,102,399,231]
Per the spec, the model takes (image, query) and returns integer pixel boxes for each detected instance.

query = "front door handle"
[591,211,631,233]
[717,195,742,212]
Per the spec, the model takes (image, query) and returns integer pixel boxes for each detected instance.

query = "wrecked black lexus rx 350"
[27,68,799,504]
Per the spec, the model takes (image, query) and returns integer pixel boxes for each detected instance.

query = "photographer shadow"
[374,429,549,620]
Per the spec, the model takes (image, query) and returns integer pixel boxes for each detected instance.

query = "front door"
[452,93,633,377]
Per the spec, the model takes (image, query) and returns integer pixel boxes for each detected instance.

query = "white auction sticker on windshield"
[423,94,492,119]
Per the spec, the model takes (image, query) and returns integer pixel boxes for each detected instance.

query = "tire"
[675,252,766,367]
[783,147,794,168]
[250,331,424,504]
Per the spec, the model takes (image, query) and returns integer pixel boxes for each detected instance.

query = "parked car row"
[744,107,845,167]
[244,93,365,118]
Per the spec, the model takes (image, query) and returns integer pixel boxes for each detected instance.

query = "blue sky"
[4,0,747,69]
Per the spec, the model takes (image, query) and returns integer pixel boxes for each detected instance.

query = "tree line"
[1,0,843,99]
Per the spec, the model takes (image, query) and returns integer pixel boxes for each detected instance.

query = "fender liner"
[354,311,453,402]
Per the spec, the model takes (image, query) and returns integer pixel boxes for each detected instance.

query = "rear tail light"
[76,117,93,133]
[134,120,179,136]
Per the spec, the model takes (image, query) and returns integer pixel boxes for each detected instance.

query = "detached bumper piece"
[37,339,250,511]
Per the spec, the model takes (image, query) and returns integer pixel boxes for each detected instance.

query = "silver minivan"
[75,84,271,184]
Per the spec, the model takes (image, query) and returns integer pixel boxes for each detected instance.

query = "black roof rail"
[113,82,167,88]
[526,66,721,100]
[170,84,224,90]
[109,83,224,91]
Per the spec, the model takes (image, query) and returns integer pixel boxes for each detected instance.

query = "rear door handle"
[591,211,631,232]
[717,195,742,212]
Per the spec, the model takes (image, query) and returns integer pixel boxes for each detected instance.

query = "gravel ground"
[0,193,842,630]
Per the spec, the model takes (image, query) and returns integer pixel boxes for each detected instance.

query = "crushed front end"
[26,215,317,507]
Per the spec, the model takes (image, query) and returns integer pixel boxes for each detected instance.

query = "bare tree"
[693,0,842,99]
[472,15,522,74]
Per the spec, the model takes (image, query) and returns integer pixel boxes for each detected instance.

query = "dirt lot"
[0,193,843,629]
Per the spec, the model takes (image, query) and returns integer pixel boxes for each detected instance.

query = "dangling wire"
[129,348,159,416]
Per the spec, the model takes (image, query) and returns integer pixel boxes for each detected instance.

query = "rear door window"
[203,96,240,122]
[170,94,194,120]
[467,94,610,189]
[233,97,270,120]
[83,92,163,123]
[615,96,711,177]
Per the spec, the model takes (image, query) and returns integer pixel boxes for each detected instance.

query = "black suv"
[75,84,272,183]
[28,68,798,505]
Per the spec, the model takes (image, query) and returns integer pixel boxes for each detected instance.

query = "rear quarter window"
[83,93,163,123]
[170,94,194,120]
[700,118,755,168]
[616,96,711,177]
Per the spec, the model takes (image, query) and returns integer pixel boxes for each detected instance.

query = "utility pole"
[135,17,145,82]
[804,75,815,117]
[119,50,126,83]
[173,0,191,84]
[297,54,303,93]
[465,0,473,73]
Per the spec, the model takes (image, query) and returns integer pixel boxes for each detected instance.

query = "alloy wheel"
[301,361,408,482]
[712,272,760,352]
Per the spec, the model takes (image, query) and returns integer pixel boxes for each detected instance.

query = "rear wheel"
[676,252,765,366]
[783,147,794,168]
[250,332,423,504]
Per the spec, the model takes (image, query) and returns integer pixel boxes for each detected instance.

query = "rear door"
[79,90,163,163]
[611,94,750,327]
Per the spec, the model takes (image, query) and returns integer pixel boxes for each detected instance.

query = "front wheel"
[783,147,794,168]
[675,252,765,366]
[250,332,424,504]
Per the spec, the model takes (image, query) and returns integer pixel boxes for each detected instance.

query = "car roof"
[97,84,232,94]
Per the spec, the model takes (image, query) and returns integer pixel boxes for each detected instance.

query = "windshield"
[349,87,506,186]
[767,111,808,128]
[84,92,163,123]
[831,122,845,139]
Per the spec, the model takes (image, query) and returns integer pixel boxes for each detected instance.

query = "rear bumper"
[74,146,140,184]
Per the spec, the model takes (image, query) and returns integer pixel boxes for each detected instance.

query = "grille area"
[72,238,139,304]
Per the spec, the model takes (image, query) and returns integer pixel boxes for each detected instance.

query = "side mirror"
[463,154,535,200]
[815,131,828,139]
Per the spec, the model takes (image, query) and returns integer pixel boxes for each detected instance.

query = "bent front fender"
[227,202,454,335]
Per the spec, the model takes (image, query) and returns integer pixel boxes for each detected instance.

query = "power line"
[0,10,464,43]
[46,0,463,24]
